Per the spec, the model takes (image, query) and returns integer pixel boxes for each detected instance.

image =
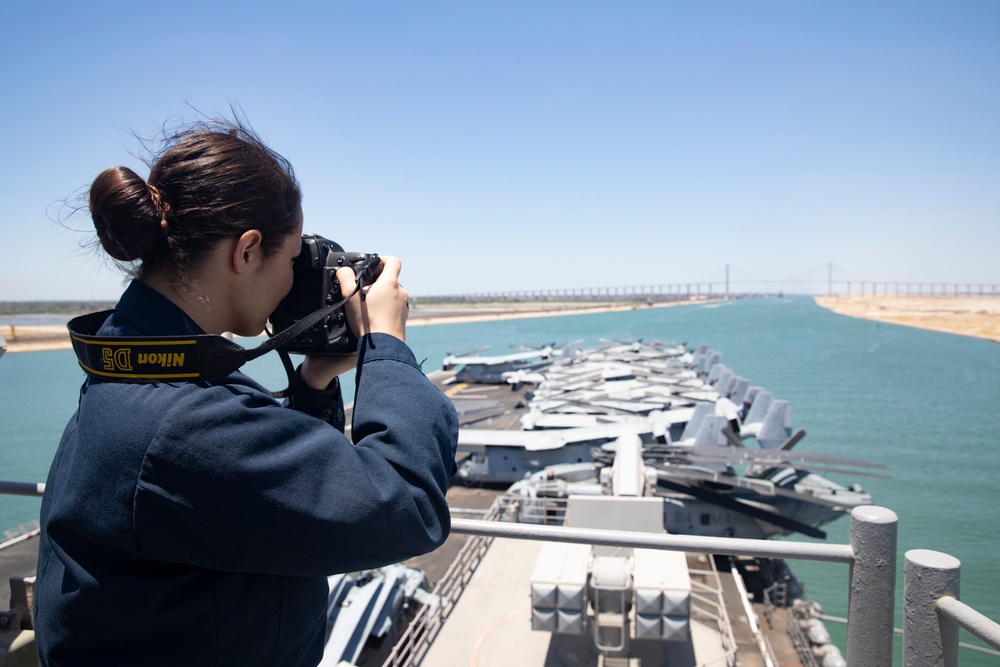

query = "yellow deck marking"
[444,383,468,397]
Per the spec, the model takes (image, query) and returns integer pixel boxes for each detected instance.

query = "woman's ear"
[232,230,264,274]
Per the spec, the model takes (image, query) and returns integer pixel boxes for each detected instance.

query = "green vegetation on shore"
[0,301,116,316]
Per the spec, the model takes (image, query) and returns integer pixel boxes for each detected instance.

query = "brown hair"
[89,119,302,280]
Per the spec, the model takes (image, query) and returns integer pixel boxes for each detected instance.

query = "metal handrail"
[687,561,738,666]
[449,517,856,563]
[936,597,1000,650]
[7,483,1000,666]
[452,506,896,666]
[0,481,44,497]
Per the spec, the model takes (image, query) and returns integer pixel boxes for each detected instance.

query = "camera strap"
[68,287,360,383]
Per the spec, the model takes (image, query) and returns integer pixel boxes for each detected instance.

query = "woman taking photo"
[34,119,458,666]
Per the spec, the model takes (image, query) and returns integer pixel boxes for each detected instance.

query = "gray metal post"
[847,505,898,667]
[903,549,960,667]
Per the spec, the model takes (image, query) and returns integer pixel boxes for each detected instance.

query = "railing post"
[903,549,960,667]
[847,505,898,667]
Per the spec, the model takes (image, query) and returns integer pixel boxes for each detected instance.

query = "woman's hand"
[336,256,408,343]
[297,256,407,391]
[300,354,356,390]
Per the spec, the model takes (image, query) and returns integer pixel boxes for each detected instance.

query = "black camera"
[268,234,379,355]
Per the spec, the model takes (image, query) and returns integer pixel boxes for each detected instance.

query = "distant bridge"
[417,283,741,303]
[416,281,1000,303]
[415,264,999,302]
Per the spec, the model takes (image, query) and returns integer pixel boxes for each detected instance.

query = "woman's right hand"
[336,256,408,343]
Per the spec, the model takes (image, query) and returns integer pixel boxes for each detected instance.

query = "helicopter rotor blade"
[778,429,807,451]
[655,476,827,539]
[656,467,776,496]
[654,463,876,511]
[720,426,745,448]
[654,444,891,473]
[768,485,869,511]
[767,464,891,480]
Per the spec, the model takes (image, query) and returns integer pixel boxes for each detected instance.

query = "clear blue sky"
[1,1,998,300]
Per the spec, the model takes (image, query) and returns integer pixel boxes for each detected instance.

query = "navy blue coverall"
[34,280,459,666]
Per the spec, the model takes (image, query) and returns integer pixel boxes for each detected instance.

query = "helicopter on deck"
[442,339,887,540]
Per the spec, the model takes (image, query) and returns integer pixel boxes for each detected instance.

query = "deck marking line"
[471,604,532,667]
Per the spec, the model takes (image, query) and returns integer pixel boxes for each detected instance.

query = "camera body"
[269,234,376,355]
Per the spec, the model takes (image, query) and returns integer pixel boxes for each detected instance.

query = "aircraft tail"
[756,400,794,449]
[678,403,714,442]
[743,390,775,428]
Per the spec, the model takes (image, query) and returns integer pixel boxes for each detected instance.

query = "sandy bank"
[9,297,998,353]
[813,295,1000,343]
[1,300,705,354]
[406,299,698,327]
[1,325,74,354]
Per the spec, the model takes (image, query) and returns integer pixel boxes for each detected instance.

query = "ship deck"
[405,487,803,667]
[0,530,39,610]
[406,368,807,667]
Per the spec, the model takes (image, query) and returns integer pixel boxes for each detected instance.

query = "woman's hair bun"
[84,117,301,280]
[89,166,165,262]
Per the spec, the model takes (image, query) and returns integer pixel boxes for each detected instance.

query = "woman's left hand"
[300,354,356,390]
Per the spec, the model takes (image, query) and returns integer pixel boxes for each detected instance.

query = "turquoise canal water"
[2,296,998,662]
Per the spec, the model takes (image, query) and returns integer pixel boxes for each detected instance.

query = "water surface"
[3,296,997,662]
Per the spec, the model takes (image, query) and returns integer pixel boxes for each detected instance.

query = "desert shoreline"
[0,299,701,354]
[812,295,1000,344]
[5,294,999,354]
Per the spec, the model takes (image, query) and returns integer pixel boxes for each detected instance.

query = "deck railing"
[4,483,1000,666]
[449,505,1000,667]
[903,550,1000,665]
[380,499,515,667]
[686,555,739,666]
[783,606,823,667]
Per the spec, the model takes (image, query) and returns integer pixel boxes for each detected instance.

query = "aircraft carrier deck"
[391,366,811,667]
